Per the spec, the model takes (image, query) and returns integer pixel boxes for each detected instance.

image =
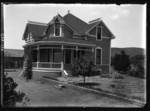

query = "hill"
[111,47,145,58]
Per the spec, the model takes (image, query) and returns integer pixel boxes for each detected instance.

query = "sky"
[4,4,146,49]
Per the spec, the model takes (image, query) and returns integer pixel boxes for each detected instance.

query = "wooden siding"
[87,36,110,65]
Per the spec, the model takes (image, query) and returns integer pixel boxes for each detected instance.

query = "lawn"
[57,72,146,103]
[4,69,143,107]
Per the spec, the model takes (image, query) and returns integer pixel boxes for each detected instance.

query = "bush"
[71,56,100,83]
[3,73,26,106]
[129,54,145,78]
[111,50,130,74]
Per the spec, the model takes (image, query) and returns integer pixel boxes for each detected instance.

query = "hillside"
[111,47,145,58]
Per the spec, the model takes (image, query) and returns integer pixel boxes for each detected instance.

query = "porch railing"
[23,62,63,70]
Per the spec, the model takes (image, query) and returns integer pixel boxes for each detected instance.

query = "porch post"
[76,46,78,58]
[61,45,64,70]
[37,45,40,69]
[92,48,94,53]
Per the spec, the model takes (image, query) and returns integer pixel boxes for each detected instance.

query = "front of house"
[22,12,115,78]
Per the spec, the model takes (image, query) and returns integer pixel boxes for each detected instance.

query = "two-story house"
[22,12,115,79]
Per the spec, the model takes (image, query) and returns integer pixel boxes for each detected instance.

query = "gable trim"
[86,20,115,39]
[101,20,115,39]
[86,21,101,34]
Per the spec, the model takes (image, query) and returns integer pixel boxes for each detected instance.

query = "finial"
[68,10,70,14]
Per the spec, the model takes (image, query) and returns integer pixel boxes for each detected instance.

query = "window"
[96,49,101,64]
[54,19,61,36]
[97,27,102,40]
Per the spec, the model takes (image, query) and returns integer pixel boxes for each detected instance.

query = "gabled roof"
[86,21,100,33]
[22,13,115,39]
[48,14,65,25]
[22,21,47,40]
[4,49,24,57]
[63,13,89,35]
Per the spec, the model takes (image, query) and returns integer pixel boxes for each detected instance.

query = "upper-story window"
[96,26,102,40]
[54,19,61,36]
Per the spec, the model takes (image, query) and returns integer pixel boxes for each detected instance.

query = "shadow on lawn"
[75,82,100,86]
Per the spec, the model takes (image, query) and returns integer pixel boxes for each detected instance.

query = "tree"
[3,73,27,106]
[111,50,130,73]
[71,56,100,83]
[130,54,145,78]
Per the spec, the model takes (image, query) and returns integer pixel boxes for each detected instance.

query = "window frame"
[96,26,102,41]
[54,20,61,37]
[95,48,102,65]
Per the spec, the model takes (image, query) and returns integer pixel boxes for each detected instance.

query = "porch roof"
[23,38,96,48]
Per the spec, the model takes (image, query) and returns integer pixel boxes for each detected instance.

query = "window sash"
[97,27,101,40]
[96,49,101,64]
[55,23,60,36]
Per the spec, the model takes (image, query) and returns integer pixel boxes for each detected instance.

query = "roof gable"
[48,14,65,24]
[22,21,47,40]
[86,19,115,39]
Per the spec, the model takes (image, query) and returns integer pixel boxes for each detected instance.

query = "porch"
[23,44,95,72]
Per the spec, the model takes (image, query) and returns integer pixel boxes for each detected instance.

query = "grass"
[5,69,141,107]
[58,72,146,103]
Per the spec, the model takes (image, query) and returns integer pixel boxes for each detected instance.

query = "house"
[22,12,115,78]
[4,49,24,68]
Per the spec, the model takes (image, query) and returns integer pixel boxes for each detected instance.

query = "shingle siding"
[63,25,73,39]
[89,27,96,35]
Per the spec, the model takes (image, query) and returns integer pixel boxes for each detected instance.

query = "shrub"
[3,73,26,106]
[111,50,130,74]
[129,54,145,78]
[71,56,100,83]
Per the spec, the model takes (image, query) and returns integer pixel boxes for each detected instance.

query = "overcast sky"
[4,4,146,49]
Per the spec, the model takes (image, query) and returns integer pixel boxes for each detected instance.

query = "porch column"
[37,45,40,69]
[61,45,64,70]
[92,48,94,53]
[76,46,78,58]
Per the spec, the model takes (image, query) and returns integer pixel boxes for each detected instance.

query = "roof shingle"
[63,13,89,35]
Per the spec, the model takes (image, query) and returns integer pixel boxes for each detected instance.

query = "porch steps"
[61,70,73,77]
[32,70,61,80]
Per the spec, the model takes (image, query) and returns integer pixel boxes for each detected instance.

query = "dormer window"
[54,19,61,36]
[96,26,102,40]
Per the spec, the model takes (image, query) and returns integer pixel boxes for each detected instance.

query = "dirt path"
[6,69,142,107]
